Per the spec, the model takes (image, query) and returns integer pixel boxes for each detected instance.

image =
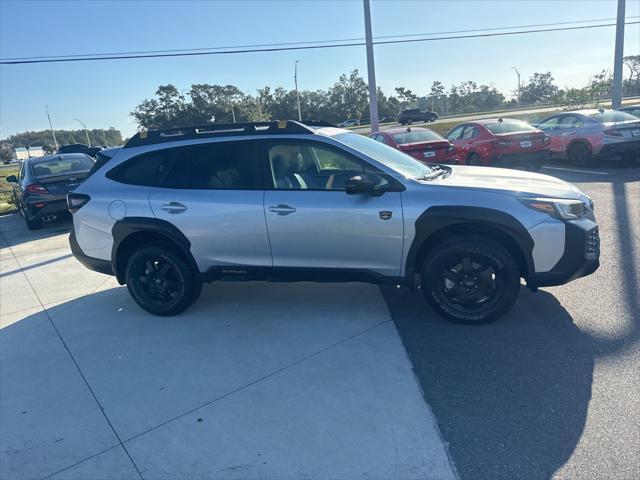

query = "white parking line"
[542,166,610,176]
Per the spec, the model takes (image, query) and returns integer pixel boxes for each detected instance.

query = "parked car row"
[369,107,640,169]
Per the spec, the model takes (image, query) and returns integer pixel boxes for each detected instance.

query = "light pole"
[363,0,379,133]
[612,0,626,109]
[294,61,302,121]
[512,66,521,105]
[46,105,59,151]
[74,118,91,145]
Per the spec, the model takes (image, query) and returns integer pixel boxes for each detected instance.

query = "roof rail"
[123,120,316,149]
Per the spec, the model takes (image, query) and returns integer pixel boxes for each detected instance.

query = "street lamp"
[74,118,91,146]
[512,67,521,105]
[294,61,302,121]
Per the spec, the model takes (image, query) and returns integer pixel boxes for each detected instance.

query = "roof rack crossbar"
[124,120,316,148]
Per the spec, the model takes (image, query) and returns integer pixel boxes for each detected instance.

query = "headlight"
[519,197,588,220]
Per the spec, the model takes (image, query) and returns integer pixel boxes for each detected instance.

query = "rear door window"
[164,141,262,190]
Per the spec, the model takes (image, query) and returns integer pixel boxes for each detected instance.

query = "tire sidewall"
[569,143,591,166]
[125,246,199,316]
[421,237,521,324]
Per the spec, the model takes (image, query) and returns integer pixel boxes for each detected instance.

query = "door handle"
[268,204,297,215]
[161,201,187,213]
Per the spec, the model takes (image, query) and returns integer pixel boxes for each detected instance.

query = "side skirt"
[198,266,408,287]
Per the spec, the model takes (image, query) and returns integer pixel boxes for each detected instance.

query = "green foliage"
[519,72,559,105]
[3,128,123,152]
[0,143,13,163]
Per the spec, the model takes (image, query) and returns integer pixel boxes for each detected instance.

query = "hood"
[437,165,585,200]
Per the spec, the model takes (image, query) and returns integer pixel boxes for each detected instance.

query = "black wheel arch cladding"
[111,217,199,284]
[405,206,535,282]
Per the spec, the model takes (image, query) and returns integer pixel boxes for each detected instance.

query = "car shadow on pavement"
[0,213,72,249]
[382,286,594,480]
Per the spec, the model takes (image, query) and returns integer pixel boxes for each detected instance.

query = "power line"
[1,21,639,65]
[3,16,636,62]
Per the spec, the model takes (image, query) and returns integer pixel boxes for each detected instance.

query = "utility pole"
[612,0,626,109]
[512,67,521,105]
[46,105,58,151]
[74,118,91,145]
[363,0,379,133]
[294,61,302,121]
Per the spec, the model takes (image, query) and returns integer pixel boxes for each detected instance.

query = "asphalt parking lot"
[385,162,640,479]
[0,162,638,480]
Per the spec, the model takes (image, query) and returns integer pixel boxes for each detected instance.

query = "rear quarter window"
[107,149,175,186]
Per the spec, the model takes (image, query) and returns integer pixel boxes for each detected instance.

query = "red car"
[445,118,551,170]
[369,126,460,164]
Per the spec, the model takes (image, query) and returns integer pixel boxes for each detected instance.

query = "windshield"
[31,155,94,177]
[588,110,638,123]
[392,129,443,144]
[483,120,538,134]
[335,132,433,178]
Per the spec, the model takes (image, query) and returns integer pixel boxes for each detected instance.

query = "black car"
[397,109,439,125]
[58,143,103,158]
[6,153,94,230]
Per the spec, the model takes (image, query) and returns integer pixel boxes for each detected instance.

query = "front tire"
[467,153,482,166]
[26,216,42,230]
[421,235,521,324]
[125,246,202,316]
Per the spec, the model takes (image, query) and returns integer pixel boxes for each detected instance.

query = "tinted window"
[392,129,443,144]
[557,116,584,129]
[538,117,560,129]
[446,126,464,140]
[164,141,261,190]
[268,142,376,190]
[461,126,477,139]
[483,120,537,134]
[108,149,174,187]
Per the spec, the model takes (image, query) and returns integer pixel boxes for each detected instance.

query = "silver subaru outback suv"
[68,121,599,324]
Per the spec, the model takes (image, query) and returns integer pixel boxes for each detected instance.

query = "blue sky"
[1,0,639,139]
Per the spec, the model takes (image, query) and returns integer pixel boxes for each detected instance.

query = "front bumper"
[69,230,114,276]
[527,218,600,288]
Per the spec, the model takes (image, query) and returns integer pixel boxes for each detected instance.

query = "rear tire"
[568,142,591,166]
[26,216,42,230]
[125,245,202,316]
[421,235,521,324]
[467,153,482,166]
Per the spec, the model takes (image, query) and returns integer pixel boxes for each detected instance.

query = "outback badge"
[379,211,392,220]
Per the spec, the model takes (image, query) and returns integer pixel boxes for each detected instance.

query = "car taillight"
[604,128,623,137]
[26,184,49,194]
[67,193,90,214]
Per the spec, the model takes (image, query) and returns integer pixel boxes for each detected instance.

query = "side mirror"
[5,175,17,183]
[345,173,389,196]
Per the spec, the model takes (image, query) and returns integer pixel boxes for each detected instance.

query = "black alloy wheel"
[125,246,202,316]
[421,235,520,324]
[568,143,591,166]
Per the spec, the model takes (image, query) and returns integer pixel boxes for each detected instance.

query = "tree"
[623,55,640,84]
[428,81,445,111]
[0,143,13,163]
[394,87,418,109]
[4,129,123,149]
[519,72,559,105]
[328,70,369,120]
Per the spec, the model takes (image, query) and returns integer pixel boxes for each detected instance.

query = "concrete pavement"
[0,214,456,480]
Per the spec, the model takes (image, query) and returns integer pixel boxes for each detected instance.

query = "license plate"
[520,140,532,148]
[631,129,640,137]
[423,151,436,158]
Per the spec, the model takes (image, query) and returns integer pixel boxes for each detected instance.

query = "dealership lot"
[1,163,638,479]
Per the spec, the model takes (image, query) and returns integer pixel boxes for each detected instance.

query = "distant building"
[15,146,44,160]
